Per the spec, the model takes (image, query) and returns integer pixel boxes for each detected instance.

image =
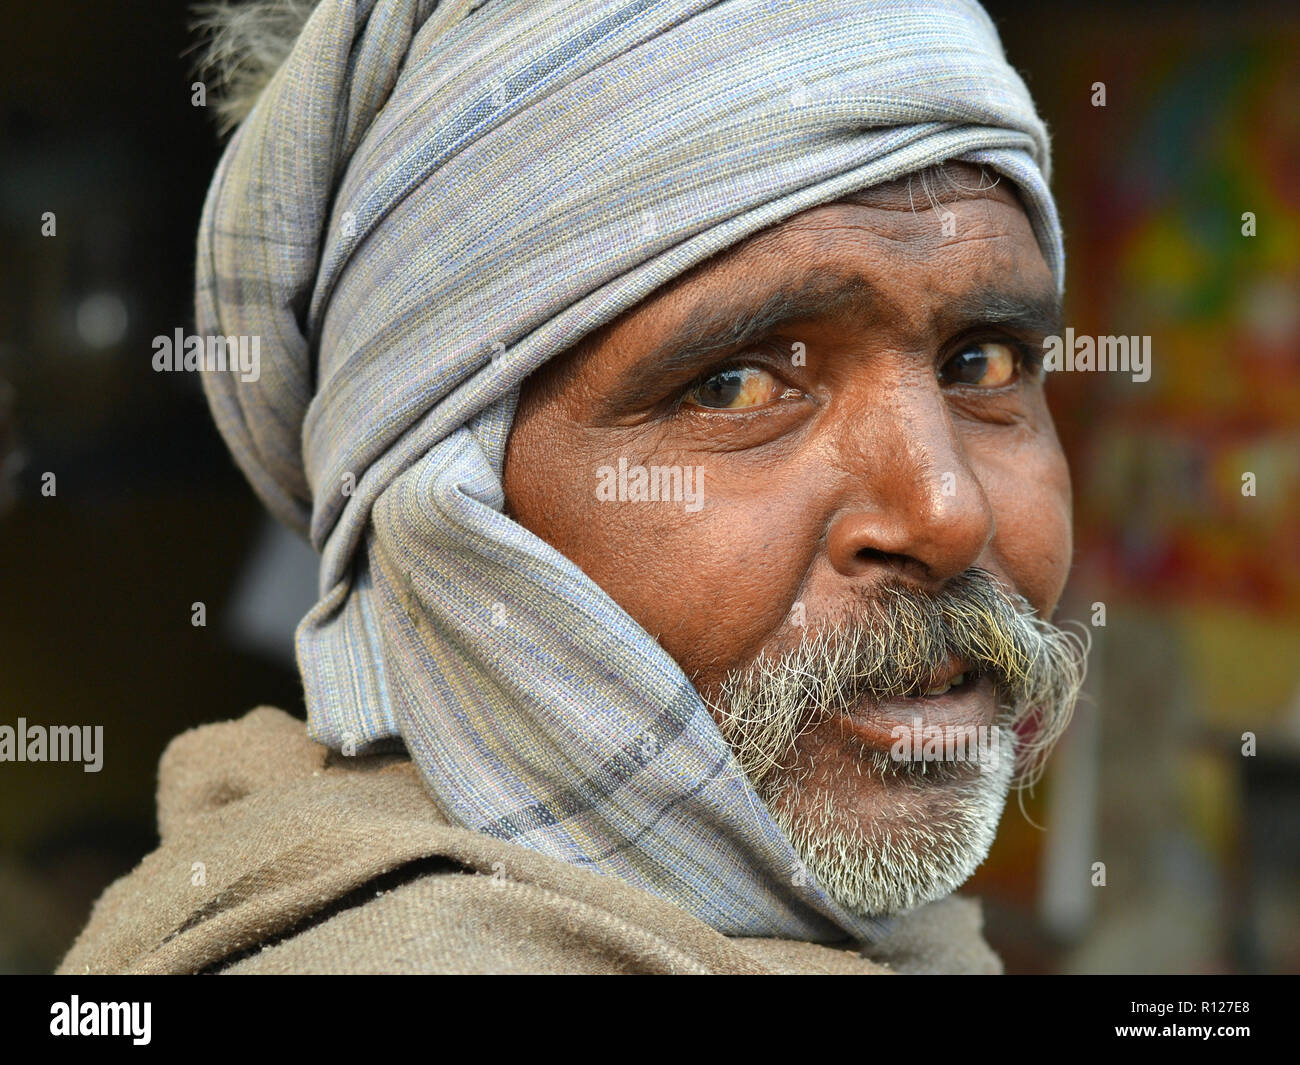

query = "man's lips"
[836,669,999,753]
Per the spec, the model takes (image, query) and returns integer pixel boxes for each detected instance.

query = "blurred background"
[1,0,1296,973]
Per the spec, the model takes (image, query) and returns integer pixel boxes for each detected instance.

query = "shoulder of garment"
[54,706,993,974]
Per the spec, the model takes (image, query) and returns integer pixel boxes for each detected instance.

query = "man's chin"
[760,729,1016,917]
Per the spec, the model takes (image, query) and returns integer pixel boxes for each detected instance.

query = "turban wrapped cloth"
[197,0,1062,941]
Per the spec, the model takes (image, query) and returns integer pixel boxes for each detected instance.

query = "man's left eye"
[939,341,1020,389]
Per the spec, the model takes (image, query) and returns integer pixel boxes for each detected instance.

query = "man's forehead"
[630,201,1050,340]
[651,167,1037,304]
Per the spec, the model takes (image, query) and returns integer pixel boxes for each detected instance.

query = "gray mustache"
[711,568,1089,787]
[820,570,1082,705]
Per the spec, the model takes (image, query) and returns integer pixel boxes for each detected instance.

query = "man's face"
[504,164,1073,913]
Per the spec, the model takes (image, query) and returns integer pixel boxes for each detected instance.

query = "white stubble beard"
[759,736,1017,917]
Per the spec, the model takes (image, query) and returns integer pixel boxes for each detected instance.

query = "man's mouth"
[916,669,972,697]
[836,661,999,754]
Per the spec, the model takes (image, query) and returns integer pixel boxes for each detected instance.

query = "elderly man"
[59,0,1085,974]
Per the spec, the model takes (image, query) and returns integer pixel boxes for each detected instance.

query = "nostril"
[856,546,901,566]
[854,547,932,583]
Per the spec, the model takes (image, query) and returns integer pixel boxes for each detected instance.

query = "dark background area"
[2,1,1297,973]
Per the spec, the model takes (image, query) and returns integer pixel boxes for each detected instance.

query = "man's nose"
[825,389,995,585]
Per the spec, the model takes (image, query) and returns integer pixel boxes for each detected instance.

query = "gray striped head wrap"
[197,0,1062,941]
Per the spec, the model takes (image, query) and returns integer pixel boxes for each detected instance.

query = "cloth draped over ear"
[196,0,1062,942]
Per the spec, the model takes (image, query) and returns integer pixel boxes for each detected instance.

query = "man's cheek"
[984,450,1073,615]
[591,498,811,678]
[665,505,821,678]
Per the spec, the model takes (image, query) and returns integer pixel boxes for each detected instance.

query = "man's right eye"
[684,366,799,410]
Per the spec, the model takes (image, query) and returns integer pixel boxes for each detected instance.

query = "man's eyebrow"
[606,272,1063,414]
[610,272,881,411]
[942,287,1064,339]
[649,272,882,371]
